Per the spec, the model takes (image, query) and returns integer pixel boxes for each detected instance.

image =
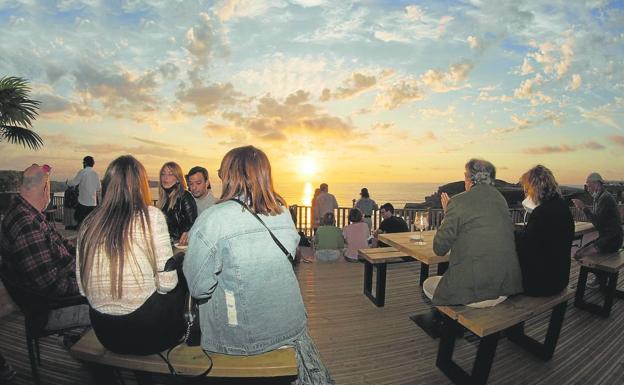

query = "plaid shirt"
[0,194,78,296]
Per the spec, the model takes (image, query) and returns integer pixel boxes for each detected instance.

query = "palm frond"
[0,125,44,150]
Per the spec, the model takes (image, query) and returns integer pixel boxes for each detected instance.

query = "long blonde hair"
[519,164,561,204]
[78,155,157,299]
[158,161,187,211]
[218,145,286,215]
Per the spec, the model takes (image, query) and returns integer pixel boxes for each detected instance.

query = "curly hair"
[519,164,561,204]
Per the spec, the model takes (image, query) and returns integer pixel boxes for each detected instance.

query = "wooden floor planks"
[1,240,624,384]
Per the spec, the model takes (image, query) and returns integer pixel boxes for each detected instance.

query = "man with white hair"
[573,172,623,259]
[0,164,89,331]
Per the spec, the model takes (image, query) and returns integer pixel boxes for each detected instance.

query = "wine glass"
[414,212,428,245]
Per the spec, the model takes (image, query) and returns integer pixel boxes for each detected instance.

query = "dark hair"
[348,208,363,223]
[188,166,211,189]
[380,203,394,213]
[83,156,95,167]
[360,188,369,198]
[218,145,286,215]
[322,212,335,225]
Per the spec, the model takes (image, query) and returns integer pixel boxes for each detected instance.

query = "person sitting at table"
[515,165,574,296]
[342,208,369,262]
[77,155,186,354]
[0,163,90,333]
[314,212,345,262]
[425,158,523,306]
[373,203,409,247]
[184,145,334,384]
[572,172,623,288]
[158,161,198,245]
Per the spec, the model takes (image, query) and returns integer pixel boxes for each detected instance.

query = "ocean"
[150,182,441,208]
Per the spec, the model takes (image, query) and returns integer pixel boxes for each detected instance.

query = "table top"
[377,231,448,265]
[514,221,594,237]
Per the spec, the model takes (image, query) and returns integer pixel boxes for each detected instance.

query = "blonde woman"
[158,161,197,245]
[184,146,335,384]
[77,156,186,354]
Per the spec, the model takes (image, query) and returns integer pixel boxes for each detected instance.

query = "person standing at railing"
[67,155,101,229]
[355,187,378,231]
[314,183,338,229]
[310,187,321,232]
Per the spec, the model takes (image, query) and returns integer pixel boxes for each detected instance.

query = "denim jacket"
[183,200,306,355]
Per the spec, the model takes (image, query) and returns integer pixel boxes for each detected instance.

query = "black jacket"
[515,195,574,297]
[162,190,197,241]
[583,190,623,253]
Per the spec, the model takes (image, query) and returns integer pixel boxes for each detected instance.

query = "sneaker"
[0,362,16,382]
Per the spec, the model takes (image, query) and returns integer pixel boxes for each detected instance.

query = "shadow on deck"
[2,242,624,384]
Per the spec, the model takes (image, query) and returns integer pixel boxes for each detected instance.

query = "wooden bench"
[575,249,624,317]
[435,288,574,385]
[358,247,413,307]
[71,330,298,384]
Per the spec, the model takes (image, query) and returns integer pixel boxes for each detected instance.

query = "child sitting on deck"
[342,208,369,262]
[314,212,344,261]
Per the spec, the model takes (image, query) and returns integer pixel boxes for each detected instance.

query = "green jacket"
[432,184,523,305]
[315,225,345,250]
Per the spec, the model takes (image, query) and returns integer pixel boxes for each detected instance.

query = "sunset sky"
[1,0,623,185]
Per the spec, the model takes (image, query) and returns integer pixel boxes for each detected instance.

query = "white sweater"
[77,206,177,315]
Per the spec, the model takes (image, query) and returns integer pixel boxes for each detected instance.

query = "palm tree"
[0,76,43,150]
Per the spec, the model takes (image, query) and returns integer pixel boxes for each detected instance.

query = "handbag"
[229,199,296,264]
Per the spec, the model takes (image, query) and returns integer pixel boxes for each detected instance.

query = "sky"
[1,0,623,185]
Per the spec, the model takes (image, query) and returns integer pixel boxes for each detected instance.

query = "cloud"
[418,106,456,118]
[467,35,480,49]
[568,74,582,91]
[186,13,218,68]
[405,5,424,21]
[219,89,355,142]
[608,135,624,146]
[213,0,278,22]
[521,58,534,75]
[555,41,574,79]
[176,82,243,115]
[420,60,474,93]
[491,115,531,134]
[581,103,622,130]
[321,70,392,101]
[373,79,424,110]
[374,30,409,43]
[523,141,605,154]
[437,15,454,38]
[513,73,552,105]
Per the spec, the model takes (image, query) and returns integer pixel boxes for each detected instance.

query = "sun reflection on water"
[302,182,313,206]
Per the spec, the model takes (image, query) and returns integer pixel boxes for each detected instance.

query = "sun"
[299,156,318,177]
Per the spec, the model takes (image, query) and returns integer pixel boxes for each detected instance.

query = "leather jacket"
[162,190,198,241]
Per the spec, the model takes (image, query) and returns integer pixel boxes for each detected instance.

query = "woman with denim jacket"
[184,146,334,385]
[158,161,197,246]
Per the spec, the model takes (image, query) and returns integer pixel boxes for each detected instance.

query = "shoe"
[0,362,16,382]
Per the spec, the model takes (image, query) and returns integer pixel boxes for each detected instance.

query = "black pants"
[89,282,186,355]
[75,204,96,227]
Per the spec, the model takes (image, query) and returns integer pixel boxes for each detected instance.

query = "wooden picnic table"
[378,231,448,285]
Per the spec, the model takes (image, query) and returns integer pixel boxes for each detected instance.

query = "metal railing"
[39,195,621,234]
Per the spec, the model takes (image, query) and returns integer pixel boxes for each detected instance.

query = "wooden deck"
[2,240,624,384]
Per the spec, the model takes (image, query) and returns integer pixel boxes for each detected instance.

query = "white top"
[68,166,101,206]
[195,190,216,215]
[76,206,177,315]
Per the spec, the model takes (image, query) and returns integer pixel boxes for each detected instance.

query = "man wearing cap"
[187,166,216,215]
[573,172,623,260]
[355,187,378,230]
[0,164,89,330]
[314,183,338,228]
[67,155,101,228]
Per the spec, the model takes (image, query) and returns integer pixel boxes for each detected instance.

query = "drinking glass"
[414,212,428,245]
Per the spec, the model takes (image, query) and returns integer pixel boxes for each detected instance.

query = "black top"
[583,190,623,253]
[515,195,574,297]
[379,215,409,234]
[162,190,198,241]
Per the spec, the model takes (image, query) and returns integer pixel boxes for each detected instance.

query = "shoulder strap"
[229,199,294,263]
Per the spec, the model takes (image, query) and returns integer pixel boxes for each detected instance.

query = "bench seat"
[435,288,574,385]
[575,249,624,317]
[358,247,413,307]
[71,330,298,383]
